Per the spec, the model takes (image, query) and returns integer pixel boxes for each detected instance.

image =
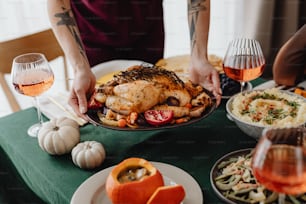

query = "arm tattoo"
[188,0,207,50]
[54,4,86,58]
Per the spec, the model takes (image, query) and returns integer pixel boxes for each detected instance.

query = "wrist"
[71,59,91,73]
[191,44,208,62]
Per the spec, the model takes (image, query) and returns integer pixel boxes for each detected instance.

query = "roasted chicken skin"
[95,65,211,116]
[106,80,162,115]
[112,65,185,90]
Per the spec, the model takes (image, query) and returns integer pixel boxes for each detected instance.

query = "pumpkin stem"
[85,143,91,149]
[53,126,59,131]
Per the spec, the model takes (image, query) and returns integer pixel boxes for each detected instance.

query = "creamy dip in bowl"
[226,88,306,140]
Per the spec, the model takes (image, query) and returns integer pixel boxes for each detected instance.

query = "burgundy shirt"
[71,0,164,66]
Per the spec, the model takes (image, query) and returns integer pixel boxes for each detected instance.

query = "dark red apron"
[71,0,164,66]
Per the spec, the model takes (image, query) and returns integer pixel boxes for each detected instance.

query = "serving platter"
[254,79,306,91]
[210,148,255,204]
[87,60,217,130]
[86,93,217,130]
[91,59,147,81]
[210,148,306,204]
[71,161,203,204]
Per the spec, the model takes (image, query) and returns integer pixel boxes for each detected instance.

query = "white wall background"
[0,0,50,41]
[163,0,246,58]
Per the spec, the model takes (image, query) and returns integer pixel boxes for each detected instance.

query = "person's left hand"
[189,58,222,106]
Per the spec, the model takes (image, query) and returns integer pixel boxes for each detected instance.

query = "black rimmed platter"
[210,148,254,204]
[210,148,306,204]
[86,90,217,131]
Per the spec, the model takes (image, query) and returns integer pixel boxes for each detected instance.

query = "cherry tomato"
[87,92,103,109]
[144,110,174,126]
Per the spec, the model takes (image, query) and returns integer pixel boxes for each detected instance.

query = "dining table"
[0,78,267,204]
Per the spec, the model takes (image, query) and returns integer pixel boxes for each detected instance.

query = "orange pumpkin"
[105,158,164,204]
[147,185,185,204]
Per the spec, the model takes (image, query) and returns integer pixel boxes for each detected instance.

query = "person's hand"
[189,58,222,106]
[68,69,96,119]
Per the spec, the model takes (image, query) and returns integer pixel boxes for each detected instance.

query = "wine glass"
[223,38,265,92]
[251,127,306,204]
[11,53,54,137]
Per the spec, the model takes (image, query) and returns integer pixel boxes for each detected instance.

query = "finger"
[211,71,222,95]
[76,90,88,114]
[213,90,222,106]
[68,91,83,117]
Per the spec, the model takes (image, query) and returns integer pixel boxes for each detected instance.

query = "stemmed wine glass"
[223,38,265,92]
[11,53,54,137]
[251,127,306,204]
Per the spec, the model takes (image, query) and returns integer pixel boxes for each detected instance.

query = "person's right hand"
[189,57,222,106]
[68,69,96,120]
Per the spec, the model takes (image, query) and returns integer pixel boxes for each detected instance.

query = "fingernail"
[80,107,86,114]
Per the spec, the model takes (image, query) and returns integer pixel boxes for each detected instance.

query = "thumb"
[77,92,88,114]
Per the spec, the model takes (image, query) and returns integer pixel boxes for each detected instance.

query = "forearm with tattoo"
[53,3,87,59]
[188,0,207,50]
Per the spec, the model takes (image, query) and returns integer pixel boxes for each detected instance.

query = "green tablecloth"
[0,79,266,204]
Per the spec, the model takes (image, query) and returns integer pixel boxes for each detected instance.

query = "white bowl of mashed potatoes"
[226,88,306,140]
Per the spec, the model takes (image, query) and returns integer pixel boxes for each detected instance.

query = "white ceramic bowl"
[226,89,306,140]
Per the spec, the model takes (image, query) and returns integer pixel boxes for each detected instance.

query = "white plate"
[253,80,277,90]
[297,80,306,89]
[254,79,306,90]
[91,59,150,79]
[70,162,203,204]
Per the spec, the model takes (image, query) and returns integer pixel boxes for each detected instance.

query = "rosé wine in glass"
[223,38,265,92]
[252,127,306,204]
[13,69,54,97]
[11,53,54,137]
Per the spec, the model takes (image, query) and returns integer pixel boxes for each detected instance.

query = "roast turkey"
[95,64,211,116]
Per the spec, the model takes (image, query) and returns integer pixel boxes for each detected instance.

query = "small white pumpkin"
[38,117,80,155]
[71,141,106,169]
